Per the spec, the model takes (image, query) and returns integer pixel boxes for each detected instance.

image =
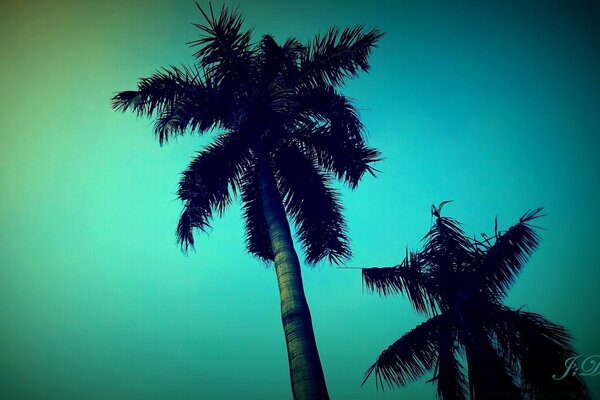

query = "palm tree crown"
[362,203,590,400]
[112,4,382,264]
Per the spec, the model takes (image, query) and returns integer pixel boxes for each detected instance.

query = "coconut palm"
[361,203,590,400]
[112,4,382,399]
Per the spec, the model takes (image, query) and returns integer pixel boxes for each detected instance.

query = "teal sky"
[1,0,599,399]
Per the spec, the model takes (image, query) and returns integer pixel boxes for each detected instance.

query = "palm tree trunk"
[257,152,330,400]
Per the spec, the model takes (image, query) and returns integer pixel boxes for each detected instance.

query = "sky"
[1,0,599,399]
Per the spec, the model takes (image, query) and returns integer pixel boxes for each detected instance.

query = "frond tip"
[303,25,384,86]
[177,205,210,253]
[190,2,253,80]
[479,207,545,298]
[363,314,447,390]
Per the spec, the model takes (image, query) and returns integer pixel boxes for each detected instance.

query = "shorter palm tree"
[361,203,590,400]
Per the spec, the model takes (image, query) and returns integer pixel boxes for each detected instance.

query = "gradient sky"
[1,0,599,399]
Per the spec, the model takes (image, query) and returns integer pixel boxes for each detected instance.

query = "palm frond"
[190,3,253,84]
[112,65,201,116]
[152,98,195,144]
[294,86,381,187]
[273,142,350,264]
[302,25,383,86]
[154,81,232,144]
[297,83,362,137]
[435,329,468,400]
[363,313,449,390]
[362,251,438,315]
[294,126,381,189]
[112,65,228,144]
[488,306,591,400]
[176,131,251,251]
[478,208,544,299]
[240,161,274,261]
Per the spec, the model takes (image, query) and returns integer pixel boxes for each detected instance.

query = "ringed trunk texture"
[258,154,330,400]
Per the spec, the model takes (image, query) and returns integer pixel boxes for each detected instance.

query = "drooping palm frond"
[112,65,201,116]
[240,162,274,261]
[293,126,380,190]
[434,329,468,400]
[176,131,251,251]
[274,143,350,264]
[294,86,381,187]
[301,25,383,86]
[153,99,194,141]
[486,306,591,400]
[362,251,438,315]
[363,313,450,390]
[477,208,544,299]
[189,3,253,84]
[112,65,229,144]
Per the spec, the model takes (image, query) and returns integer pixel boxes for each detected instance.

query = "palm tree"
[112,4,382,399]
[361,203,590,400]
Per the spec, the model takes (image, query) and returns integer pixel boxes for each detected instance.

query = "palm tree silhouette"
[112,4,382,399]
[361,203,590,399]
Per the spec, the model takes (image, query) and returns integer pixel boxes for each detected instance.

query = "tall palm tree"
[112,4,382,399]
[361,203,590,400]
